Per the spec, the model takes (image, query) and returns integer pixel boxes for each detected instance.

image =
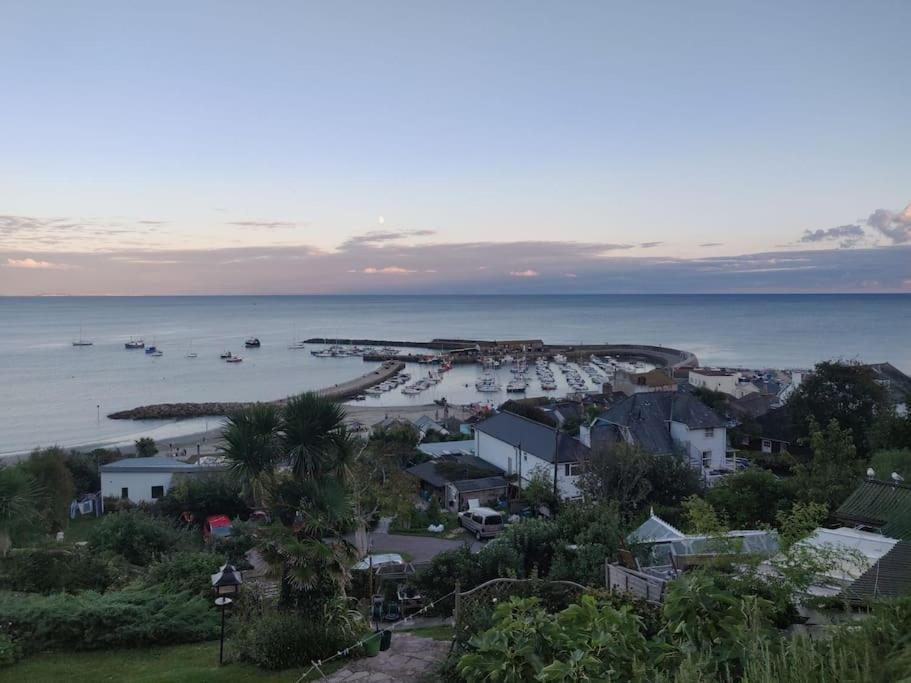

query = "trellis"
[452,577,592,644]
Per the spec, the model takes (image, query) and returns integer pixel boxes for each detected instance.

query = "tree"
[281,392,347,480]
[682,495,727,535]
[500,400,557,428]
[706,469,793,528]
[692,386,728,415]
[0,466,42,555]
[793,418,865,510]
[579,443,653,520]
[788,360,887,457]
[21,447,75,532]
[868,448,911,481]
[520,467,558,511]
[219,403,282,507]
[134,437,158,457]
[868,407,911,452]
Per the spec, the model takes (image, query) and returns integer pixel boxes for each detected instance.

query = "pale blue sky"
[1,1,909,294]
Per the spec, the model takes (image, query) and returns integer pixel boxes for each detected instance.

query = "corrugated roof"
[835,479,911,541]
[845,541,911,602]
[452,476,508,493]
[100,457,219,473]
[417,440,475,458]
[475,411,589,463]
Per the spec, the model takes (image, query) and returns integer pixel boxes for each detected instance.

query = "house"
[734,407,804,456]
[835,477,911,540]
[581,392,731,472]
[612,368,677,396]
[405,453,507,510]
[473,411,589,499]
[689,368,758,399]
[100,456,227,503]
[865,362,911,407]
[412,415,449,440]
[416,440,476,459]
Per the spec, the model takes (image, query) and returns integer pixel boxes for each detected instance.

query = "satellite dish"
[892,472,905,483]
[866,467,875,478]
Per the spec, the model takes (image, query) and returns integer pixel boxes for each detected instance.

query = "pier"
[108,361,405,420]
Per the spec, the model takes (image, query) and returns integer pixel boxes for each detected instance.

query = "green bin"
[364,632,382,657]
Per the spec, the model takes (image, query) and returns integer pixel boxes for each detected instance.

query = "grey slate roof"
[452,476,509,493]
[475,411,590,463]
[591,392,724,454]
[417,440,475,458]
[405,454,502,489]
[845,541,911,602]
[100,457,222,474]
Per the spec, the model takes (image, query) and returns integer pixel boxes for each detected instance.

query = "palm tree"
[219,403,281,508]
[281,392,347,481]
[0,466,42,555]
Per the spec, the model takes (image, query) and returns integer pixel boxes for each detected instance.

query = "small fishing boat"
[150,350,163,357]
[288,341,307,350]
[125,338,145,349]
[225,356,243,363]
[145,345,158,355]
[220,351,233,359]
[245,337,261,348]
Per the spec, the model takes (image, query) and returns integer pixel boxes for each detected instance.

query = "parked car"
[203,514,232,541]
[459,507,504,540]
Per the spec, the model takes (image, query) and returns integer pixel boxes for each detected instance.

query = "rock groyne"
[108,361,405,420]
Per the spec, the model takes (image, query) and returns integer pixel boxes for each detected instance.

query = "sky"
[1,0,909,295]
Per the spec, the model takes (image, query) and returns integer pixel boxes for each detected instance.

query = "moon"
[378,216,385,225]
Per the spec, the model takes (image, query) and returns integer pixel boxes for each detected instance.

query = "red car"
[203,515,232,541]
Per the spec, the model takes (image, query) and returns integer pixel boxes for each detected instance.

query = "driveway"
[368,531,468,563]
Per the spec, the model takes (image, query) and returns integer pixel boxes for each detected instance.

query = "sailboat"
[72,327,93,347]
[186,342,198,359]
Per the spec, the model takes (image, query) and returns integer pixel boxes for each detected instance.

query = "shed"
[100,456,226,503]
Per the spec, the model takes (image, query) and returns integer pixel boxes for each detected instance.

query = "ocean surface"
[1,294,909,457]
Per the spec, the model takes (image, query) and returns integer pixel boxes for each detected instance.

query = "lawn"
[0,642,344,682]
[62,515,101,544]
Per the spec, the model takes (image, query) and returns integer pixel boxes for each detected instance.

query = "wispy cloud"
[4,257,76,270]
[699,242,723,247]
[509,269,539,277]
[226,220,301,229]
[639,241,663,249]
[800,224,865,248]
[361,266,417,274]
[338,229,436,251]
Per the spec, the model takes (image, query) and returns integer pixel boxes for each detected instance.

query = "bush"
[156,474,249,525]
[143,551,222,597]
[0,633,22,668]
[0,587,218,653]
[235,602,368,670]
[89,510,194,565]
[0,546,120,593]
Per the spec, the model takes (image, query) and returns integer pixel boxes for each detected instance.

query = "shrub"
[0,546,119,593]
[235,601,368,670]
[0,587,218,653]
[143,551,222,597]
[89,510,194,565]
[156,474,249,525]
[0,633,21,668]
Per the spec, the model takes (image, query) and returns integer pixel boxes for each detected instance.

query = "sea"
[1,294,909,458]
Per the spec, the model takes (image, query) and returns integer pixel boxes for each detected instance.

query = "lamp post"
[211,562,243,665]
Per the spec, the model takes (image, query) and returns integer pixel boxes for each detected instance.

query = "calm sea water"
[1,294,909,457]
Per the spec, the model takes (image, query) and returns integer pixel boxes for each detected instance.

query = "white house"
[100,456,227,503]
[612,368,677,396]
[581,392,731,472]
[473,411,589,499]
[688,368,758,399]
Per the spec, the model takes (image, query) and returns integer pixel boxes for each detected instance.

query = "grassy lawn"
[409,625,454,641]
[61,515,101,544]
[0,642,345,682]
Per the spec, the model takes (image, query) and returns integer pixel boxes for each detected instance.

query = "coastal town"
[2,335,910,682]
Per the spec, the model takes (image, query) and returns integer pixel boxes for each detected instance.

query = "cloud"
[800,224,865,248]
[699,242,723,247]
[338,229,436,251]
[226,220,300,229]
[639,242,663,249]
[867,204,911,244]
[5,257,75,270]
[509,269,539,277]
[137,220,168,226]
[361,266,416,274]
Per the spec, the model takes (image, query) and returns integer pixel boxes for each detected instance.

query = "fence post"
[453,580,461,628]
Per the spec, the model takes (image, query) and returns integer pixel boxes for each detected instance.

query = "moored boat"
[125,338,145,349]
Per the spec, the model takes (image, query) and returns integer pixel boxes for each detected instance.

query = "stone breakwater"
[108,361,406,420]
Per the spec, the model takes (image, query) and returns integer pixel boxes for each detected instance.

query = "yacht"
[72,327,93,346]
[475,373,502,392]
[245,337,261,348]
[225,355,243,363]
[506,378,527,393]
[125,338,145,349]
[288,341,307,350]
[220,350,233,359]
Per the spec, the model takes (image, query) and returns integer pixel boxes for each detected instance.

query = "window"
[761,439,773,454]
[120,487,129,499]
[704,428,714,438]
[565,463,581,476]
[701,450,712,468]
[151,485,165,499]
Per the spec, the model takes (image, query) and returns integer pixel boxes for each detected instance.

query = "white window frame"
[701,450,712,468]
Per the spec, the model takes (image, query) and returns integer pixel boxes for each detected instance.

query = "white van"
[459,507,505,540]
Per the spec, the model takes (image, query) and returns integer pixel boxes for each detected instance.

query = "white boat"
[364,387,383,396]
[506,379,527,393]
[220,350,233,359]
[225,356,243,363]
[288,341,307,349]
[72,327,93,346]
[125,338,145,349]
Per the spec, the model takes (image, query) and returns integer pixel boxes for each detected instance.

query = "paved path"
[368,532,468,563]
[323,633,449,682]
